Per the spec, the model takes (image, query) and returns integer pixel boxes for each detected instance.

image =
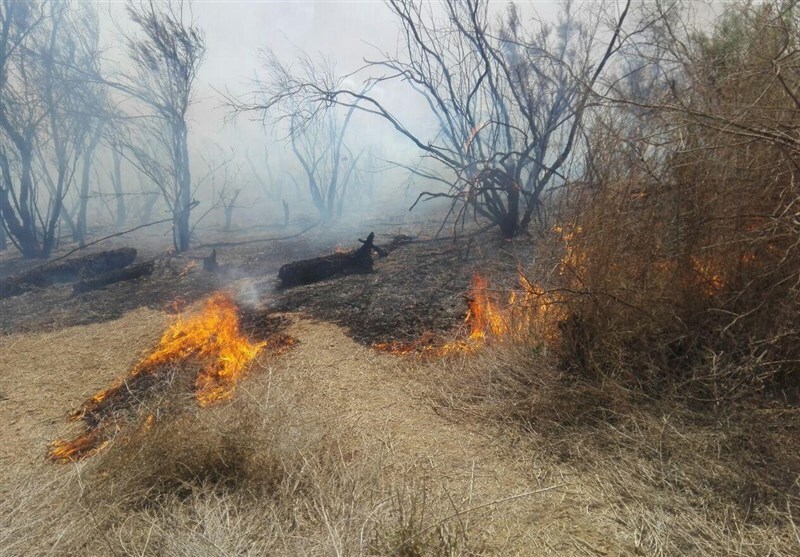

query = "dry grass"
[426,343,800,556]
[1,314,568,557]
[2,303,797,556]
[0,367,480,557]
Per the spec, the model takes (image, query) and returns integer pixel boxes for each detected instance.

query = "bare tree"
[248,53,366,224]
[113,0,205,253]
[287,102,363,222]
[0,0,104,257]
[108,136,127,229]
[234,0,630,238]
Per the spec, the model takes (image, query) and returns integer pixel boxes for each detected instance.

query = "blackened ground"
[0,223,534,347]
[271,232,527,345]
[0,231,324,335]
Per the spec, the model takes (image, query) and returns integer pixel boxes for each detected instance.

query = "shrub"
[545,0,799,401]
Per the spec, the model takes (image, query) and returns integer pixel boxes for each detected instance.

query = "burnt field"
[0,220,525,346]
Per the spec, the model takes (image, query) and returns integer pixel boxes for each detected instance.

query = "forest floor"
[1,215,798,556]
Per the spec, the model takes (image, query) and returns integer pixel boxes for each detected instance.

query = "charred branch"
[72,260,155,294]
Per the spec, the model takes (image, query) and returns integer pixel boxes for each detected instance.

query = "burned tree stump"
[203,249,218,272]
[1,247,137,298]
[278,232,379,287]
[73,260,155,294]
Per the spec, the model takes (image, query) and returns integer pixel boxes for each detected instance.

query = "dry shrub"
[546,1,800,401]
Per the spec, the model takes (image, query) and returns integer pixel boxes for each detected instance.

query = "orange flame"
[49,292,286,462]
[465,272,508,341]
[375,272,560,356]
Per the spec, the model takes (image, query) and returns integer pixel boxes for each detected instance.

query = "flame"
[49,292,294,462]
[375,272,562,356]
[49,431,108,462]
[464,272,508,340]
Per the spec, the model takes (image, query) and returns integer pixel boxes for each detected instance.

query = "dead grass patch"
[426,343,800,556]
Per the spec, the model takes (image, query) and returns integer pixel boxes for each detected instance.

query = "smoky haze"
[0,0,599,257]
[97,0,451,231]
[93,1,564,230]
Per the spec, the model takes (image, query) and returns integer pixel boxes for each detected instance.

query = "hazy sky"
[100,1,565,147]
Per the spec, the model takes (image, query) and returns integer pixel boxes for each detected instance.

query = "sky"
[99,1,565,146]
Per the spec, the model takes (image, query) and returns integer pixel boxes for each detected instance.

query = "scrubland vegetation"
[1,0,798,555]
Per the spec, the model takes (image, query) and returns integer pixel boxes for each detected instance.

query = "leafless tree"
[288,104,363,222]
[112,0,205,253]
[234,0,630,238]
[0,0,104,257]
[246,53,366,223]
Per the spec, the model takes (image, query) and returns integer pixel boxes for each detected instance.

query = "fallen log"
[278,232,379,287]
[1,247,137,298]
[73,260,155,294]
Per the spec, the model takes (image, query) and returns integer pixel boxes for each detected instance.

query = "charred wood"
[278,232,379,287]
[73,260,155,294]
[1,247,137,298]
[203,249,218,272]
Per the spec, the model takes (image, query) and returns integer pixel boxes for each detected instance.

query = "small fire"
[464,273,508,341]
[49,292,293,462]
[375,272,561,356]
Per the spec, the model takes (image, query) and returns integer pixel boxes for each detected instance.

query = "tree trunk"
[0,188,39,257]
[502,185,520,239]
[111,146,126,229]
[73,260,154,294]
[17,149,41,258]
[278,232,379,287]
[282,199,290,228]
[75,123,104,246]
[1,247,137,298]
[173,119,192,253]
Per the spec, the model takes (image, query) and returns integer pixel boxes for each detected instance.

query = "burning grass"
[373,269,564,357]
[49,292,297,462]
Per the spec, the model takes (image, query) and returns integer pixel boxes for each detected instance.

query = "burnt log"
[278,232,379,287]
[1,247,137,298]
[73,260,155,294]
